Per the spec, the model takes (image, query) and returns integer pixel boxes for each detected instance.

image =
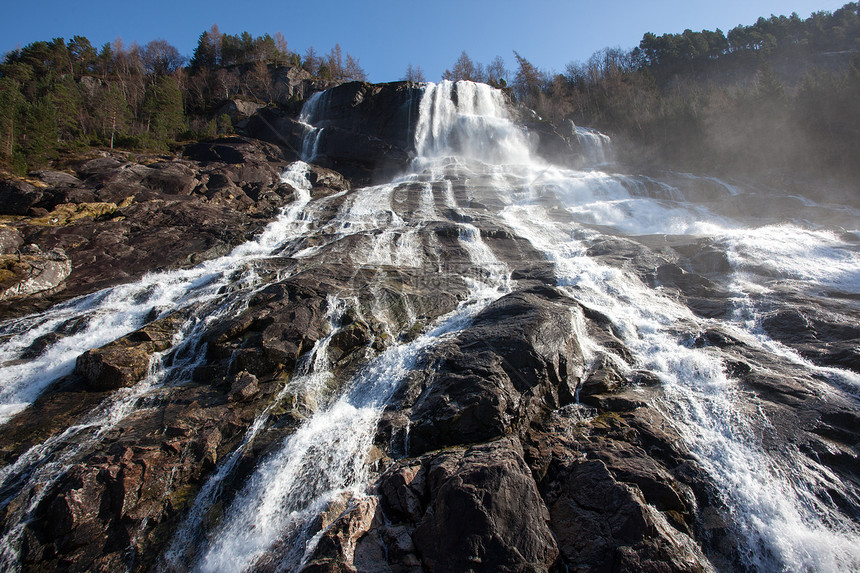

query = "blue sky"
[1,1,851,82]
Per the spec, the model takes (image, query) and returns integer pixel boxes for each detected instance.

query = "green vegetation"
[0,26,367,173]
[1,3,858,187]
[504,3,860,183]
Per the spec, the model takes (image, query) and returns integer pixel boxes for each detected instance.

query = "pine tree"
[142,76,185,147]
[0,77,26,163]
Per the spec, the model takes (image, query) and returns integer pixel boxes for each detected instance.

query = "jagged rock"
[244,107,309,155]
[522,120,576,166]
[302,497,379,572]
[247,81,422,183]
[545,459,713,573]
[228,371,260,402]
[0,225,24,254]
[0,179,43,215]
[0,247,71,301]
[407,286,583,454]
[75,312,187,390]
[217,99,266,121]
[357,437,558,572]
[141,162,199,196]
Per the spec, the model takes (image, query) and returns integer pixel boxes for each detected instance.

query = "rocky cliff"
[0,80,857,573]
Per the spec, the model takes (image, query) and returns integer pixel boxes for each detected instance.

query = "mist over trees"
[492,2,860,186]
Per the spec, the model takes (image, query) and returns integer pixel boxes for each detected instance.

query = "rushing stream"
[0,80,858,572]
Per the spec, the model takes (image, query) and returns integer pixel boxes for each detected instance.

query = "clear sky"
[0,1,851,82]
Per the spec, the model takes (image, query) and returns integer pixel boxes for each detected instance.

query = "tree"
[67,35,96,78]
[93,83,131,148]
[189,31,217,70]
[95,42,113,79]
[512,51,543,103]
[142,39,185,76]
[404,63,426,82]
[326,44,344,80]
[142,76,185,145]
[51,76,84,141]
[443,51,481,81]
[343,53,367,81]
[23,96,58,165]
[303,46,321,75]
[486,56,508,87]
[0,77,26,162]
[273,32,290,66]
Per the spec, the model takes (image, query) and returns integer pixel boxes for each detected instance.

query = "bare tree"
[486,56,508,87]
[443,51,482,82]
[403,63,426,82]
[344,53,367,81]
[142,39,186,76]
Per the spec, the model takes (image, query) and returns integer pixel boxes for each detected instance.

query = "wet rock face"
[75,312,188,390]
[246,81,423,184]
[363,438,559,572]
[406,286,583,454]
[0,137,321,320]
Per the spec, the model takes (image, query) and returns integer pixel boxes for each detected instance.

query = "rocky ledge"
[0,137,348,320]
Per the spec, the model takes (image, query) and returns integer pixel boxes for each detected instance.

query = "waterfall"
[175,82,515,571]
[572,123,613,166]
[413,80,534,167]
[182,81,858,571]
[1,80,858,573]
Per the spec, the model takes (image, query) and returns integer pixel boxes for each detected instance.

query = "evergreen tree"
[142,76,185,147]
[23,96,58,166]
[0,77,26,163]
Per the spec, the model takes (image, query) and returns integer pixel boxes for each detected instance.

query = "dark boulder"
[75,312,188,390]
[340,437,558,572]
[29,170,82,188]
[0,179,43,215]
[407,286,583,454]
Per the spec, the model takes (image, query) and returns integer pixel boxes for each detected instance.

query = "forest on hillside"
[1,3,859,189]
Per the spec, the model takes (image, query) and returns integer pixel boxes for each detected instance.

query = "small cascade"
[190,267,508,572]
[500,173,860,571]
[297,90,330,162]
[0,157,320,426]
[160,296,350,571]
[572,124,613,166]
[413,80,534,167]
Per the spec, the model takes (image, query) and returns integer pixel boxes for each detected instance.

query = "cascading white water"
[411,82,860,572]
[177,81,517,572]
[573,124,613,166]
[2,79,858,572]
[413,80,534,167]
[0,163,315,425]
[0,159,332,569]
[297,91,330,162]
[161,295,351,571]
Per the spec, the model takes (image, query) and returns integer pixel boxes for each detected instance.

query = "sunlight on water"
[1,80,858,573]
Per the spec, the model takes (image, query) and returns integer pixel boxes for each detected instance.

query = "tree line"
[0,27,367,174]
[2,4,858,185]
[435,2,860,185]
